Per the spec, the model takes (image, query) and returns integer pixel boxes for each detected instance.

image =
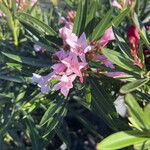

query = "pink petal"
[94,55,115,69]
[112,0,123,9]
[51,63,66,74]
[78,33,87,49]
[99,27,115,48]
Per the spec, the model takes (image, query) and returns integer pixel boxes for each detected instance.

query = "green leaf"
[133,13,150,48]
[19,19,48,44]
[89,79,119,130]
[97,130,149,150]
[85,1,98,38]
[84,86,91,104]
[55,123,71,149]
[134,140,150,150]
[120,78,149,94]
[112,8,129,27]
[0,3,14,30]
[2,52,52,67]
[143,104,150,130]
[40,100,61,126]
[91,9,112,40]
[91,8,129,40]
[102,48,141,73]
[25,115,41,150]
[42,96,67,138]
[112,26,132,59]
[18,12,57,35]
[125,93,146,130]
[73,0,87,36]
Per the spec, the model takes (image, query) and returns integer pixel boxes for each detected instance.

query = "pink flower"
[67,33,94,62]
[59,26,77,46]
[112,0,123,10]
[51,63,66,74]
[52,74,77,96]
[94,55,115,69]
[62,54,87,78]
[107,72,126,77]
[53,48,69,61]
[98,27,115,48]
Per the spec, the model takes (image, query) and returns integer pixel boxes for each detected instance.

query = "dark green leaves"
[18,12,57,36]
[112,26,132,59]
[2,52,52,67]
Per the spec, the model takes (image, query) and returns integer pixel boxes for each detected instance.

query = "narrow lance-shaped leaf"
[112,26,132,59]
[73,0,87,36]
[85,0,98,38]
[91,9,112,40]
[120,78,149,94]
[2,52,52,67]
[112,8,129,27]
[101,48,141,73]
[40,98,64,126]
[18,12,57,35]
[42,96,67,138]
[97,130,149,150]
[25,115,41,150]
[0,75,31,83]
[125,93,146,130]
[0,3,14,30]
[133,13,150,48]
[91,8,129,40]
[143,104,150,130]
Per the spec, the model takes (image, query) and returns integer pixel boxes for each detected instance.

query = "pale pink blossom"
[112,0,123,10]
[52,74,77,97]
[99,27,115,48]
[32,73,55,93]
[53,48,69,61]
[67,33,94,62]
[51,63,66,74]
[59,26,77,46]
[62,54,87,78]
[94,55,115,69]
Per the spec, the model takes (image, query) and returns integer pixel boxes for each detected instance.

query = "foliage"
[0,0,150,149]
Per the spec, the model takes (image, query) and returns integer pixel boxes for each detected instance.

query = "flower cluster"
[32,25,94,96]
[32,23,119,96]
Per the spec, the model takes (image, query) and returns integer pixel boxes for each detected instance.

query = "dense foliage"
[0,0,150,149]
